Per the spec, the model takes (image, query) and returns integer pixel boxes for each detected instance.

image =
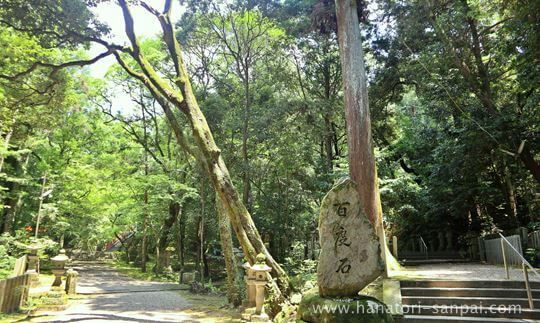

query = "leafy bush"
[0,245,16,279]
[525,248,540,267]
[0,230,60,274]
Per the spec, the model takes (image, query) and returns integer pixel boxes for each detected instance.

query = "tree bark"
[335,0,391,273]
[216,194,243,305]
[198,177,206,283]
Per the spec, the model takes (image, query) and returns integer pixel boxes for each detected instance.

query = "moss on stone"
[298,288,394,323]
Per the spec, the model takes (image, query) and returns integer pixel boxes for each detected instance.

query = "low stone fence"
[0,273,30,313]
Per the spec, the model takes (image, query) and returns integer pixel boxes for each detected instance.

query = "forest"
[0,0,538,315]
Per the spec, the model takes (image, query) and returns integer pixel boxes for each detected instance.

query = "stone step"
[401,280,540,289]
[403,295,540,308]
[399,259,470,266]
[396,315,536,322]
[401,287,540,298]
[401,305,540,320]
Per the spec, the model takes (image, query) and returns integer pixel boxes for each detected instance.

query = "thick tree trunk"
[335,0,393,273]
[198,178,206,283]
[216,195,242,306]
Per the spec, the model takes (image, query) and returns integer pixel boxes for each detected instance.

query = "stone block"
[298,288,394,323]
[317,178,383,297]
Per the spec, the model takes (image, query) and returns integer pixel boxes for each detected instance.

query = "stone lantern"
[25,244,41,286]
[242,262,257,308]
[51,249,69,287]
[250,253,272,322]
[26,244,41,273]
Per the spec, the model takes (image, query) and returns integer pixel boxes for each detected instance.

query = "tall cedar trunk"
[116,1,290,299]
[322,43,335,170]
[216,194,242,306]
[323,116,334,170]
[335,0,389,273]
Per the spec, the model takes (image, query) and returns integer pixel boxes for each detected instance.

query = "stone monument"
[298,178,393,322]
[317,178,383,296]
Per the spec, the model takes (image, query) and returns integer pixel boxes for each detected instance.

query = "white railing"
[419,236,428,260]
[497,232,540,309]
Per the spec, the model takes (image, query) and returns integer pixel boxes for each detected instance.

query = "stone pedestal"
[26,269,40,287]
[65,269,78,295]
[242,262,256,308]
[298,289,394,323]
[26,244,40,274]
[40,286,68,311]
[241,254,271,322]
[51,269,64,287]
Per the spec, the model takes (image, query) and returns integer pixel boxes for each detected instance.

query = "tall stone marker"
[317,178,383,297]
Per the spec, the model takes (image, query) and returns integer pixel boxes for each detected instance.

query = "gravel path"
[31,262,235,323]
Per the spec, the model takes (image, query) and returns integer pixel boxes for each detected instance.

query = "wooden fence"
[528,230,540,249]
[484,234,523,266]
[0,274,30,313]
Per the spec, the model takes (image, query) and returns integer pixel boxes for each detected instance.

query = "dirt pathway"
[28,262,239,322]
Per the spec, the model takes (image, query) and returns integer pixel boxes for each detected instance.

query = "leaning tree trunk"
[335,0,397,273]
[216,194,243,306]
[115,0,291,299]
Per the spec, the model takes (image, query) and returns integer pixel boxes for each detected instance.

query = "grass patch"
[0,313,27,323]
[111,260,178,282]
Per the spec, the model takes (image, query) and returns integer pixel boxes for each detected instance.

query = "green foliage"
[1,0,539,296]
